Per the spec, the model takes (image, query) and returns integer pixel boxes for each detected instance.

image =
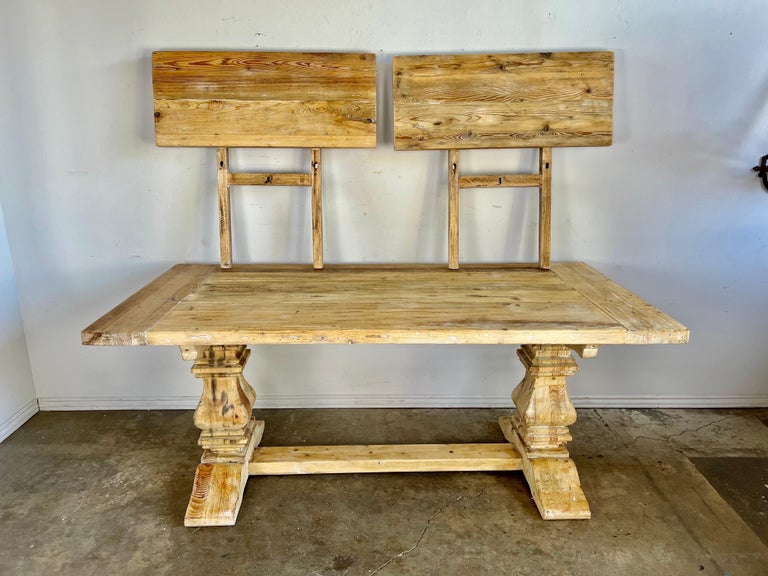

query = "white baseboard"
[37,395,512,411]
[571,395,768,408]
[0,399,40,443]
[36,394,768,411]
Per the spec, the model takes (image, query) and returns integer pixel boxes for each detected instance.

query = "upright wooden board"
[153,51,377,148]
[393,51,614,150]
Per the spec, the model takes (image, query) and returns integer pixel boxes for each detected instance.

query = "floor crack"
[369,490,483,575]
[582,414,740,459]
[623,415,738,451]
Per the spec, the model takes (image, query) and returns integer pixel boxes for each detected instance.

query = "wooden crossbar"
[249,443,523,475]
[447,147,552,270]
[229,173,312,187]
[459,174,543,188]
[217,147,324,270]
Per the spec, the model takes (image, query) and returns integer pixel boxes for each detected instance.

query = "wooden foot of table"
[503,344,596,520]
[186,418,264,526]
[182,345,263,527]
[500,416,590,519]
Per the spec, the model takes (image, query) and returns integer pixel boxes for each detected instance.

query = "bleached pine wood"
[191,346,255,443]
[153,51,376,148]
[217,148,232,268]
[184,345,261,527]
[506,427,591,520]
[249,443,522,475]
[393,51,614,151]
[219,151,321,267]
[85,49,690,528]
[499,416,569,459]
[551,262,689,343]
[311,148,323,269]
[81,264,217,345]
[499,343,593,520]
[539,147,552,269]
[228,172,312,186]
[459,174,542,188]
[569,344,599,358]
[82,263,689,346]
[185,459,252,527]
[511,345,578,452]
[451,147,551,270]
[448,149,460,269]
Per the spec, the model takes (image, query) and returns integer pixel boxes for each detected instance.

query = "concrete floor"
[1,408,767,576]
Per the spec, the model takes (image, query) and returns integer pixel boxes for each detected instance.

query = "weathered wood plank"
[539,147,552,269]
[217,148,232,268]
[459,174,542,188]
[184,421,260,527]
[81,264,217,345]
[153,51,376,148]
[249,443,522,475]
[153,52,376,98]
[509,430,592,520]
[393,51,613,150]
[550,262,690,344]
[448,149,460,269]
[228,172,312,186]
[311,148,323,269]
[83,263,688,347]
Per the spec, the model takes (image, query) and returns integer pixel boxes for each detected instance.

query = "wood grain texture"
[539,147,552,269]
[191,346,256,443]
[509,428,592,520]
[217,148,232,268]
[311,148,323,269]
[550,262,689,344]
[184,343,262,527]
[393,51,614,150]
[249,443,522,475]
[82,263,688,347]
[228,172,311,186]
[184,428,259,527]
[448,149,460,269]
[512,345,578,451]
[81,264,217,345]
[501,415,591,520]
[499,416,569,459]
[153,51,376,148]
[459,174,542,188]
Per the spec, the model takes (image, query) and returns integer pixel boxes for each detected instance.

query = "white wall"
[1,1,767,410]
[0,202,37,440]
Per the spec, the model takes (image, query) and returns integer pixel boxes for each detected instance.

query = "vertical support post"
[538,147,552,269]
[311,148,323,270]
[217,148,233,269]
[448,149,460,270]
[183,345,264,527]
[512,344,577,451]
[499,344,592,520]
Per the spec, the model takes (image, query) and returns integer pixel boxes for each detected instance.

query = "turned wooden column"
[512,344,578,454]
[501,344,597,520]
[182,345,264,527]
